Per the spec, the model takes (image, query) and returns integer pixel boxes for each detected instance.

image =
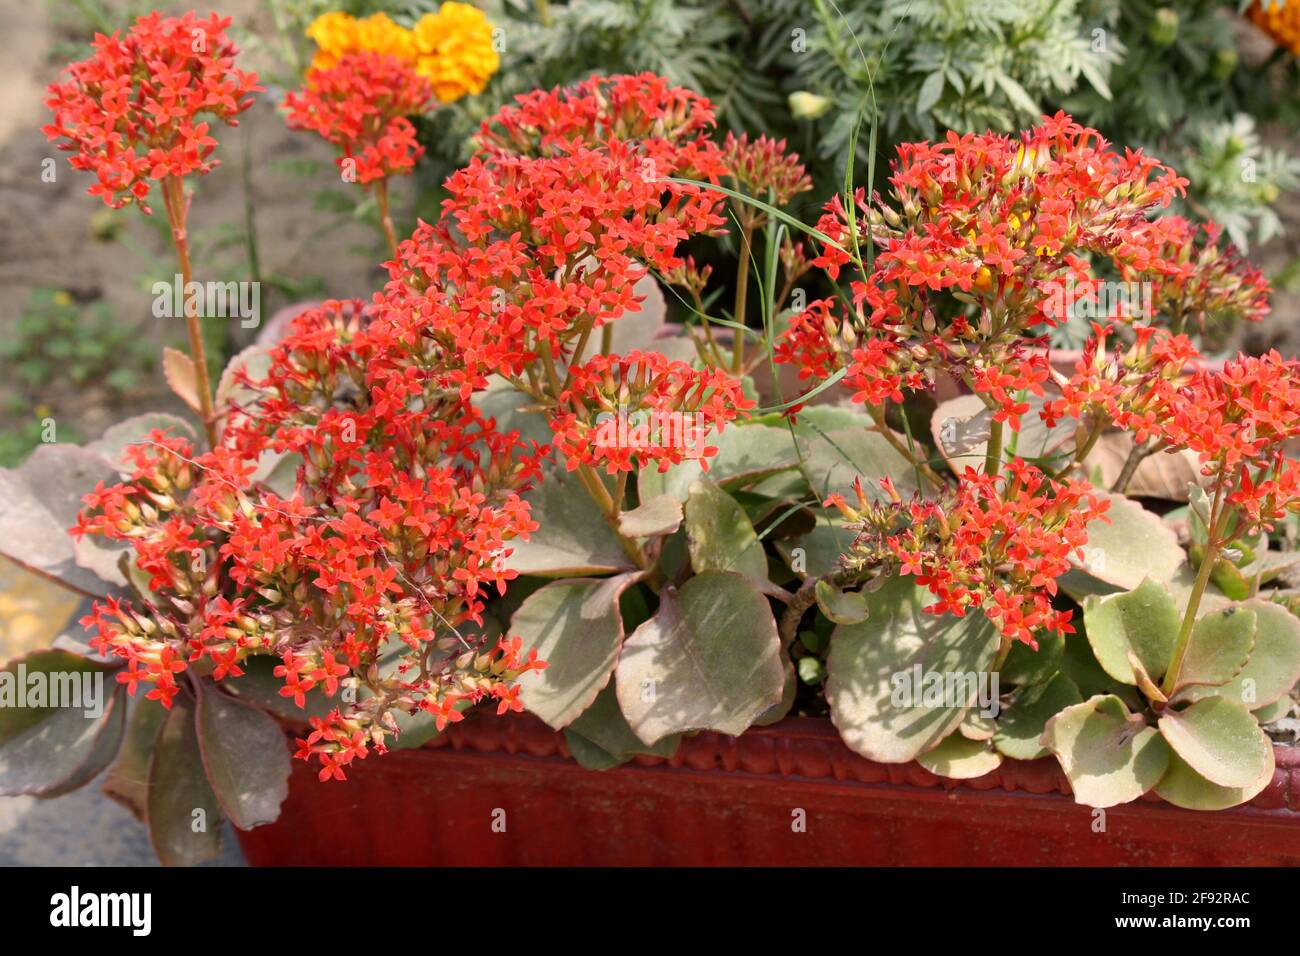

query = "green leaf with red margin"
[562,684,680,770]
[825,575,999,763]
[512,572,645,730]
[102,696,167,821]
[616,571,783,744]
[1042,694,1170,808]
[148,696,225,867]
[196,683,291,829]
[0,649,125,796]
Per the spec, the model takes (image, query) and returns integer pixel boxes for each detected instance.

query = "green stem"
[731,222,754,375]
[1161,483,1228,696]
[984,419,1003,478]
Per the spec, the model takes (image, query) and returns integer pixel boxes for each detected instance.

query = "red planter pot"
[237,710,1300,866]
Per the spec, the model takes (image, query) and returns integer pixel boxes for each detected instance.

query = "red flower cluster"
[1160,351,1300,533]
[777,114,1201,425]
[75,298,546,772]
[831,463,1110,648]
[1042,324,1201,443]
[550,350,754,474]
[379,74,740,472]
[71,74,756,779]
[285,51,432,184]
[43,11,260,213]
[476,72,725,178]
[1112,218,1269,335]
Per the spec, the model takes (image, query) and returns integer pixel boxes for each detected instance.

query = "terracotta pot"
[236,709,1300,866]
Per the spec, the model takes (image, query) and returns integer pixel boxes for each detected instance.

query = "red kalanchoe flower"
[1112,217,1270,334]
[1159,351,1300,534]
[832,462,1110,648]
[776,114,1203,426]
[43,11,261,213]
[285,51,432,184]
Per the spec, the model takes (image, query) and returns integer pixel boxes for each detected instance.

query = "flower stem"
[162,176,218,448]
[731,222,754,375]
[375,177,399,260]
[984,419,1003,478]
[1160,482,1227,696]
[576,463,649,570]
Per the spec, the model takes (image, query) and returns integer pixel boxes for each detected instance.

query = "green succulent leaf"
[506,471,634,576]
[814,579,869,625]
[0,444,125,595]
[639,424,800,502]
[616,571,783,745]
[563,684,680,770]
[826,575,999,763]
[1061,494,1188,600]
[1000,628,1064,687]
[1082,577,1180,685]
[1154,748,1275,811]
[617,494,683,538]
[1157,697,1273,789]
[1060,631,1143,710]
[917,731,1002,779]
[797,427,921,504]
[1042,695,1171,808]
[1177,600,1300,709]
[993,672,1083,761]
[196,685,291,830]
[102,696,167,821]
[775,510,856,579]
[512,572,644,730]
[148,697,225,867]
[1170,605,1256,692]
[960,708,997,741]
[684,479,769,585]
[0,649,125,796]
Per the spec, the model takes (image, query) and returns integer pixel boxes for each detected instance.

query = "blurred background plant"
[0,289,172,467]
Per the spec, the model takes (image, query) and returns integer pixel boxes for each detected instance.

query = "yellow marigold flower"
[306,11,358,71]
[412,2,499,103]
[355,12,418,63]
